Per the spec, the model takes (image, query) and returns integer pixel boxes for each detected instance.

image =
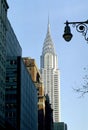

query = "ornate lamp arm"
[63,20,88,42]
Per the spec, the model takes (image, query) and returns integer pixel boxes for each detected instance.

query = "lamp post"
[63,20,88,42]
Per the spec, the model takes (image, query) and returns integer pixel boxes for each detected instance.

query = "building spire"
[47,14,50,34]
[48,14,49,26]
[42,17,55,55]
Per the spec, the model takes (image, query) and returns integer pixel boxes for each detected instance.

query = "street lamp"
[63,20,88,42]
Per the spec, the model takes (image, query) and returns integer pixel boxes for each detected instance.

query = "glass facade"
[20,57,38,130]
[6,19,22,57]
[5,57,18,129]
[0,0,21,128]
[0,0,9,128]
[6,56,38,130]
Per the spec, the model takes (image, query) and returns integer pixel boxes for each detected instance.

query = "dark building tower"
[45,94,53,130]
[0,0,9,128]
[23,57,46,130]
[5,56,38,130]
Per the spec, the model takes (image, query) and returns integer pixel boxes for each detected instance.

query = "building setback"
[5,56,38,130]
[6,19,22,57]
[40,21,60,125]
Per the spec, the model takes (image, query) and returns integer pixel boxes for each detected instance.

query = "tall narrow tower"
[40,20,60,123]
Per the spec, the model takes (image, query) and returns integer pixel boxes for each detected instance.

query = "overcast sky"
[7,1,88,130]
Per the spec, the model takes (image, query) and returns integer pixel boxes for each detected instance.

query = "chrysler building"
[40,20,60,123]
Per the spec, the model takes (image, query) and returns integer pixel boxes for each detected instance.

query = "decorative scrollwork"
[76,23,88,41]
[76,23,87,33]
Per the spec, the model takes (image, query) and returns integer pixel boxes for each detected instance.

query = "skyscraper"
[40,20,60,123]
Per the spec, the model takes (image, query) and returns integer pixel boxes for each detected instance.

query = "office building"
[0,0,22,128]
[0,0,9,128]
[40,21,60,124]
[23,57,46,130]
[5,56,38,130]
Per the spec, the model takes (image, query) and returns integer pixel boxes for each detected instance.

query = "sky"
[7,0,88,130]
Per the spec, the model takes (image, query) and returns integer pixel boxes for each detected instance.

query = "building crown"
[42,19,55,55]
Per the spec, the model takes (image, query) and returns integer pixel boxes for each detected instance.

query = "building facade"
[5,56,38,130]
[0,0,22,128]
[40,21,60,123]
[23,57,46,130]
[23,57,40,82]
[6,19,22,57]
[0,0,9,128]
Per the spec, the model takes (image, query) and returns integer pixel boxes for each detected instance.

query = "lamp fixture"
[63,20,88,42]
